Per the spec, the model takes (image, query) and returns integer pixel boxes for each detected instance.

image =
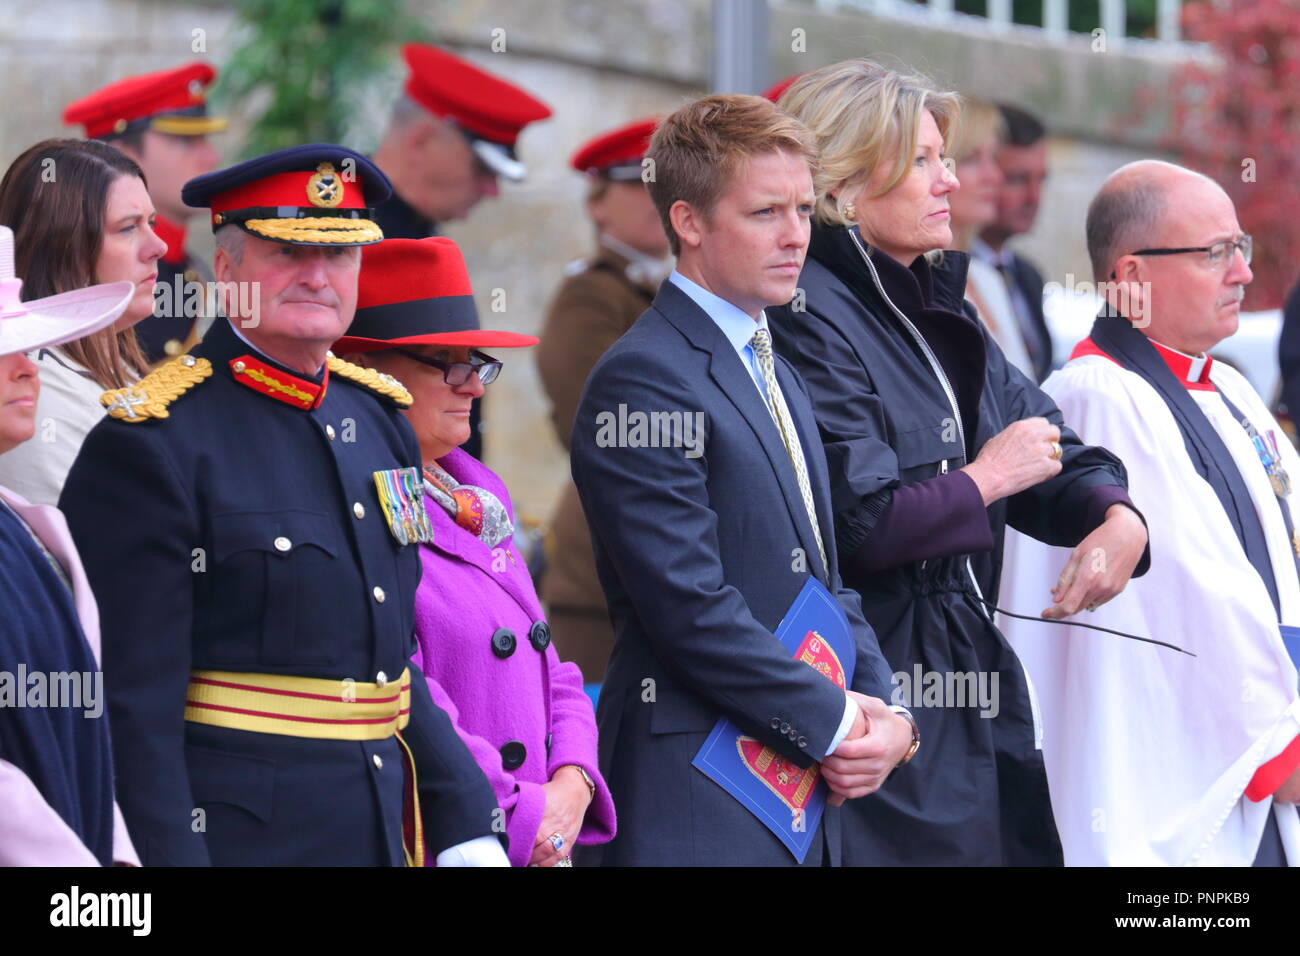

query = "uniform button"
[353,502,365,519]
[779,722,791,735]
[491,628,516,659]
[797,736,808,749]
[273,536,291,552]
[770,717,781,730]
[232,360,246,374]
[500,741,526,771]
[181,355,197,367]
[326,424,336,440]
[164,339,183,356]
[788,729,798,740]
[183,269,199,283]
[372,586,385,604]
[528,620,551,651]
[375,671,388,687]
[372,754,383,770]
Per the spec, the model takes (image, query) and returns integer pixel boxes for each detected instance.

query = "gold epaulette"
[326,353,413,407]
[101,354,213,423]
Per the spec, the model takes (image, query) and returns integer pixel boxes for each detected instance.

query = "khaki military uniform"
[536,243,659,681]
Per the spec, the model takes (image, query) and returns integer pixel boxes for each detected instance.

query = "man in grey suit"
[570,94,917,866]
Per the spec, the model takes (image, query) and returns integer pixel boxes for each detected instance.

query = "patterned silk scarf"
[422,461,514,549]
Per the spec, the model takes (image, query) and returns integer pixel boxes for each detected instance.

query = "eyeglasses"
[393,348,502,386]
[1129,235,1253,268]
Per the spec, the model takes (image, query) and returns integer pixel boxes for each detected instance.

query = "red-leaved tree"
[1166,0,1300,309]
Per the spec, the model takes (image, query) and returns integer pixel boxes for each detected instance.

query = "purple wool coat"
[411,447,615,866]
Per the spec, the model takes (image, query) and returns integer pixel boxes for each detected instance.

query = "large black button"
[500,740,527,771]
[796,736,808,749]
[779,722,791,735]
[529,620,551,651]
[491,628,516,659]
[770,717,782,730]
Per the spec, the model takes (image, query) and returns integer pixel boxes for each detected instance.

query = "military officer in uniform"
[371,43,552,240]
[536,118,670,681]
[372,44,551,463]
[60,145,508,867]
[64,62,226,362]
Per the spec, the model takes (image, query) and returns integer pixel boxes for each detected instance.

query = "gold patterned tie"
[749,328,828,576]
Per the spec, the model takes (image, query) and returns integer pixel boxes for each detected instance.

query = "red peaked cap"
[402,43,551,146]
[63,62,226,139]
[761,73,804,104]
[570,117,659,178]
[333,238,539,354]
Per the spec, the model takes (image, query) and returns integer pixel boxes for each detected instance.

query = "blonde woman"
[767,59,1150,865]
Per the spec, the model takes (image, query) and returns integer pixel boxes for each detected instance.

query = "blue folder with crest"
[691,576,856,862]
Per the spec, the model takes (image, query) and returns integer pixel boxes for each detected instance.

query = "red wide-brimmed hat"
[332,237,539,354]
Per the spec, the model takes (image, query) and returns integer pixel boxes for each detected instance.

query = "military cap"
[761,73,804,104]
[333,237,538,354]
[570,117,659,182]
[181,144,391,246]
[401,43,551,181]
[63,62,227,139]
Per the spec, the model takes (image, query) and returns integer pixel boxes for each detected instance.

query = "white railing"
[810,0,1185,42]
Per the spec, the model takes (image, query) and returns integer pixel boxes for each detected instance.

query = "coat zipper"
[848,229,968,463]
[846,233,1043,745]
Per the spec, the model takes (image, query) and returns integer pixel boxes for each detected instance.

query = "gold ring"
[1087,602,1099,612]
[1050,441,1063,460]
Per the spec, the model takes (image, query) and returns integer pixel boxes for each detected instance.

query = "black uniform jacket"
[60,317,501,866]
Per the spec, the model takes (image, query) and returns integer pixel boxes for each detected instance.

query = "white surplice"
[998,344,1300,866]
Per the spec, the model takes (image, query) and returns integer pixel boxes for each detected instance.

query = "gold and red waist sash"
[184,667,423,865]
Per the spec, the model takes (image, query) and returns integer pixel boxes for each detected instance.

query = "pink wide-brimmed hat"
[0,225,135,358]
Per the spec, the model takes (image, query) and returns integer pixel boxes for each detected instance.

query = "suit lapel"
[654,282,828,582]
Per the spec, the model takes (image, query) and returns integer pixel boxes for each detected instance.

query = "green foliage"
[216,0,428,157]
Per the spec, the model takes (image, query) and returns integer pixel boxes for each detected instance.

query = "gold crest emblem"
[306,162,344,208]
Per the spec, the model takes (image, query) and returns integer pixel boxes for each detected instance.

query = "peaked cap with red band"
[333,237,538,353]
[64,62,227,139]
[181,143,391,246]
[761,73,804,104]
[401,43,551,181]
[570,117,659,182]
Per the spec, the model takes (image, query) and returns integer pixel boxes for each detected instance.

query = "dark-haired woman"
[0,139,165,504]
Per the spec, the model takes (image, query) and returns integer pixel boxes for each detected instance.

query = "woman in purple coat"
[333,237,615,866]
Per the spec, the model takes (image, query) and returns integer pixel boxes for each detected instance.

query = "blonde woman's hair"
[778,59,961,227]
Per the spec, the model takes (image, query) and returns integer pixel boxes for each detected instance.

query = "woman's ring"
[1050,441,1063,460]
[549,832,564,852]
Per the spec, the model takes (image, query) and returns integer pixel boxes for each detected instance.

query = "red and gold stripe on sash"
[184,668,411,740]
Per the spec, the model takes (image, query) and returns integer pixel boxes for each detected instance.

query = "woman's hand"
[529,766,592,867]
[960,417,1063,506]
[1042,504,1147,619]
